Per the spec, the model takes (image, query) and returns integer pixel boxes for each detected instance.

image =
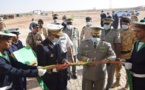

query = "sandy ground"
[3,10,145,90]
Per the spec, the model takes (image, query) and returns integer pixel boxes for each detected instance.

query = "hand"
[38,69,47,76]
[64,60,70,65]
[124,62,132,69]
[56,63,69,71]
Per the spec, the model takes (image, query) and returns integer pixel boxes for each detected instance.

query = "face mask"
[86,22,91,26]
[103,24,110,30]
[54,19,58,22]
[67,25,72,30]
[52,38,59,44]
[91,37,100,43]
[122,25,129,30]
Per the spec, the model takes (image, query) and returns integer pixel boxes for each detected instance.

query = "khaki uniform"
[80,26,91,41]
[101,29,121,88]
[63,27,79,56]
[116,29,136,79]
[63,27,79,75]
[78,39,116,90]
[26,32,43,51]
[38,27,47,40]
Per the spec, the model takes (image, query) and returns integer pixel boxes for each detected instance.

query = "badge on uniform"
[98,46,107,50]
[50,54,54,57]
[60,38,66,40]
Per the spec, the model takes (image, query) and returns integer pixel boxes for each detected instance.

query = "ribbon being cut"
[12,46,132,90]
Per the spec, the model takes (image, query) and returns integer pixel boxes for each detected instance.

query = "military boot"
[111,78,120,88]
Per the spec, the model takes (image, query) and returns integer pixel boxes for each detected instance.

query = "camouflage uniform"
[113,29,136,88]
[26,32,43,51]
[80,26,91,41]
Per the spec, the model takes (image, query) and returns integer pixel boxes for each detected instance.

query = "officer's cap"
[9,28,20,35]
[103,18,114,24]
[133,19,145,29]
[90,26,103,36]
[0,30,16,40]
[38,19,43,24]
[122,17,131,23]
[52,14,58,17]
[86,17,92,22]
[66,18,73,23]
[46,24,63,36]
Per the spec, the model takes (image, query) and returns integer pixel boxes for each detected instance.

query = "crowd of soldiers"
[0,10,145,90]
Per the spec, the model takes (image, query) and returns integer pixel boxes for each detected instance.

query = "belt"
[0,83,13,90]
[131,72,145,78]
[121,50,131,54]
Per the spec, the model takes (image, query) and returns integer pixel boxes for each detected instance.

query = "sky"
[0,0,144,14]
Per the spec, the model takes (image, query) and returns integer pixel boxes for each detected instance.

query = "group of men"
[100,10,138,30]
[0,11,145,90]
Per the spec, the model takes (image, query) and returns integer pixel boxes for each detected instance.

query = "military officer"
[52,14,59,24]
[8,28,26,90]
[101,18,121,90]
[0,21,6,31]
[80,17,92,41]
[0,30,47,90]
[100,10,107,27]
[78,26,116,90]
[38,19,47,40]
[36,24,70,90]
[111,17,136,90]
[58,32,74,90]
[26,23,43,51]
[125,20,145,90]
[63,18,80,79]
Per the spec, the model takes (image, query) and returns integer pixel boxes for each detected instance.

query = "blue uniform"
[36,38,66,90]
[8,40,27,90]
[0,55,38,90]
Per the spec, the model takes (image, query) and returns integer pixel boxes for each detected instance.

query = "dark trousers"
[13,77,27,90]
[42,73,64,90]
[62,52,68,90]
[101,21,104,27]
[132,76,145,90]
